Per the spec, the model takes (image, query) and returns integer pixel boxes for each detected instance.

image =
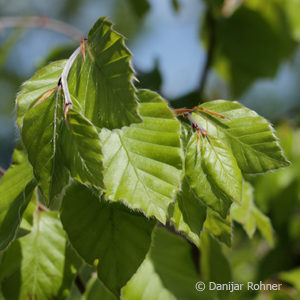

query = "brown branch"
[0,167,6,175]
[198,8,216,99]
[38,202,49,212]
[0,16,82,42]
[75,274,86,294]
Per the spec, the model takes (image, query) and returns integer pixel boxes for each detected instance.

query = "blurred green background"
[0,0,300,299]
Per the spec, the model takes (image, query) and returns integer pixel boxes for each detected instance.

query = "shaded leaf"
[61,181,156,296]
[68,17,141,130]
[149,227,216,299]
[200,230,232,299]
[204,209,232,247]
[123,228,216,299]
[205,1,296,96]
[127,0,150,18]
[185,132,242,217]
[101,89,183,223]
[193,100,290,174]
[22,90,69,204]
[0,212,79,300]
[84,277,117,300]
[62,109,104,188]
[231,181,256,238]
[169,178,206,247]
[16,60,65,126]
[0,148,35,250]
[280,268,300,291]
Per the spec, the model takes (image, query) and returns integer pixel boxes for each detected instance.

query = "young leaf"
[60,181,156,296]
[252,206,274,247]
[0,212,80,300]
[204,209,232,247]
[67,17,141,129]
[169,178,206,247]
[231,181,275,246]
[231,181,257,238]
[193,100,290,174]
[0,148,35,250]
[22,90,69,204]
[101,89,183,223]
[62,109,104,188]
[16,60,65,126]
[185,133,242,217]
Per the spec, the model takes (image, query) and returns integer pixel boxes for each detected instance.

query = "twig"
[75,274,86,294]
[0,167,5,175]
[38,202,49,212]
[0,16,82,42]
[60,46,81,115]
[198,8,216,99]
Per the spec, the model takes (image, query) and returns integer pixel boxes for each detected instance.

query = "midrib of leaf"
[205,139,241,203]
[198,112,285,167]
[85,48,138,123]
[116,132,153,203]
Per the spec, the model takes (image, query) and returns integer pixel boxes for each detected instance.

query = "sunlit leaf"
[62,109,104,188]
[22,90,69,204]
[0,212,80,300]
[204,209,232,247]
[0,148,35,250]
[68,17,141,129]
[16,60,65,126]
[193,100,290,174]
[101,89,183,223]
[185,132,242,217]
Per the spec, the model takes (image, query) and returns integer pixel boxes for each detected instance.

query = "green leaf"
[123,228,216,300]
[205,0,296,96]
[68,17,141,130]
[101,89,183,223]
[127,0,150,18]
[169,178,206,247]
[149,227,216,300]
[60,181,156,296]
[280,268,300,291]
[0,148,35,250]
[16,60,65,126]
[22,90,69,204]
[252,206,274,247]
[283,0,300,41]
[185,132,242,217]
[84,277,117,300]
[204,209,232,247]
[193,100,290,174]
[62,109,104,188]
[231,181,256,238]
[0,211,79,300]
[122,258,176,300]
[200,230,232,299]
[231,181,275,246]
